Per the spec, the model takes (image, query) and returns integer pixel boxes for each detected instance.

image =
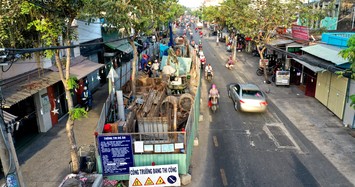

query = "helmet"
[154,59,158,63]
[148,61,152,65]
[212,84,216,89]
[84,86,88,90]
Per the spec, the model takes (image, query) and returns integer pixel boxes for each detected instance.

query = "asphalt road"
[185,27,352,187]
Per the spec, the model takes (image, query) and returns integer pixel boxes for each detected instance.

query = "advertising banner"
[292,25,309,41]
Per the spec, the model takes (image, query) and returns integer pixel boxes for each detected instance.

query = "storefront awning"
[293,58,325,72]
[268,39,294,46]
[1,70,61,108]
[69,56,105,79]
[301,44,349,66]
[105,39,139,53]
[2,56,104,108]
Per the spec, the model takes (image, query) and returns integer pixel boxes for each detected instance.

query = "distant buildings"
[203,0,224,7]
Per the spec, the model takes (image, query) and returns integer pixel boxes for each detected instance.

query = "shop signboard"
[292,25,309,41]
[129,164,181,187]
[98,135,134,175]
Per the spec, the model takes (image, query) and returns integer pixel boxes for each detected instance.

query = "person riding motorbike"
[208,84,220,108]
[198,40,203,50]
[205,64,213,78]
[226,55,234,69]
[200,54,206,69]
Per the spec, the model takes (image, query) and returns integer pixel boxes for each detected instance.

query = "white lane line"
[213,136,219,147]
[220,168,228,186]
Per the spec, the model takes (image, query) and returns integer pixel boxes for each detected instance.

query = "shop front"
[291,58,324,97]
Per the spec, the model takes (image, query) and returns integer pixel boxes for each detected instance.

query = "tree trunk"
[257,45,269,83]
[66,114,79,174]
[130,38,137,97]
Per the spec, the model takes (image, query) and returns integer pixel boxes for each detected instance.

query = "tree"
[2,0,87,173]
[82,0,182,97]
[222,0,301,83]
[338,35,355,109]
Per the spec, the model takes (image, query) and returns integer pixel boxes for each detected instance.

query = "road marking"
[263,123,302,153]
[220,169,228,186]
[250,140,255,147]
[213,136,219,147]
[245,130,250,136]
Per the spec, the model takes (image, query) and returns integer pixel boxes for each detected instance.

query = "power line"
[1,37,131,55]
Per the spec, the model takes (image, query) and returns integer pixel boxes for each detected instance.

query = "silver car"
[227,83,268,112]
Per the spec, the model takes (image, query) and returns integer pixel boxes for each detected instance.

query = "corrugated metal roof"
[2,56,104,108]
[293,58,324,72]
[70,58,105,79]
[301,44,349,65]
[2,70,61,108]
[267,39,294,46]
[105,39,138,53]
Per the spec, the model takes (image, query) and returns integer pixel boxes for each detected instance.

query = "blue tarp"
[159,44,169,57]
[160,56,192,75]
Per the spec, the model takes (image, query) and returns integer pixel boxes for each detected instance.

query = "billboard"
[292,25,309,41]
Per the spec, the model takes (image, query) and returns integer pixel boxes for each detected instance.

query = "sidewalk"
[16,83,109,187]
[203,31,355,185]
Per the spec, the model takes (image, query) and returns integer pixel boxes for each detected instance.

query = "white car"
[227,83,268,112]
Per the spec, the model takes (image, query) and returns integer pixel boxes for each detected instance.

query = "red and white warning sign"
[129,164,180,187]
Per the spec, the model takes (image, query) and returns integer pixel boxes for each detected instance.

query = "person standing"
[81,86,93,111]
[152,60,160,77]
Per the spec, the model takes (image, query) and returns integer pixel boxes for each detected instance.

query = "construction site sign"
[129,164,181,187]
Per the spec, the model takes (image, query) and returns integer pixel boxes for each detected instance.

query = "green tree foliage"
[81,0,182,96]
[202,5,228,29]
[1,0,86,173]
[339,35,355,78]
[338,35,355,109]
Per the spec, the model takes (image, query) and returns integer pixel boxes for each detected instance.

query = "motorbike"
[256,62,281,76]
[206,72,213,82]
[225,59,234,70]
[210,95,219,113]
[200,58,206,69]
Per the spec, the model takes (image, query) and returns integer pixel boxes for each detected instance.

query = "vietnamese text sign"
[292,25,309,41]
[98,135,134,175]
[129,164,181,187]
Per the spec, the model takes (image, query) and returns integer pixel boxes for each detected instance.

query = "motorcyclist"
[81,86,93,111]
[198,40,202,50]
[200,54,206,69]
[205,63,213,78]
[208,84,220,107]
[226,55,234,69]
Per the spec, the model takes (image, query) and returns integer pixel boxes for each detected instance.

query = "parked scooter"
[256,62,281,76]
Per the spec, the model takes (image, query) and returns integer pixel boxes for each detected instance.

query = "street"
[186,28,353,187]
